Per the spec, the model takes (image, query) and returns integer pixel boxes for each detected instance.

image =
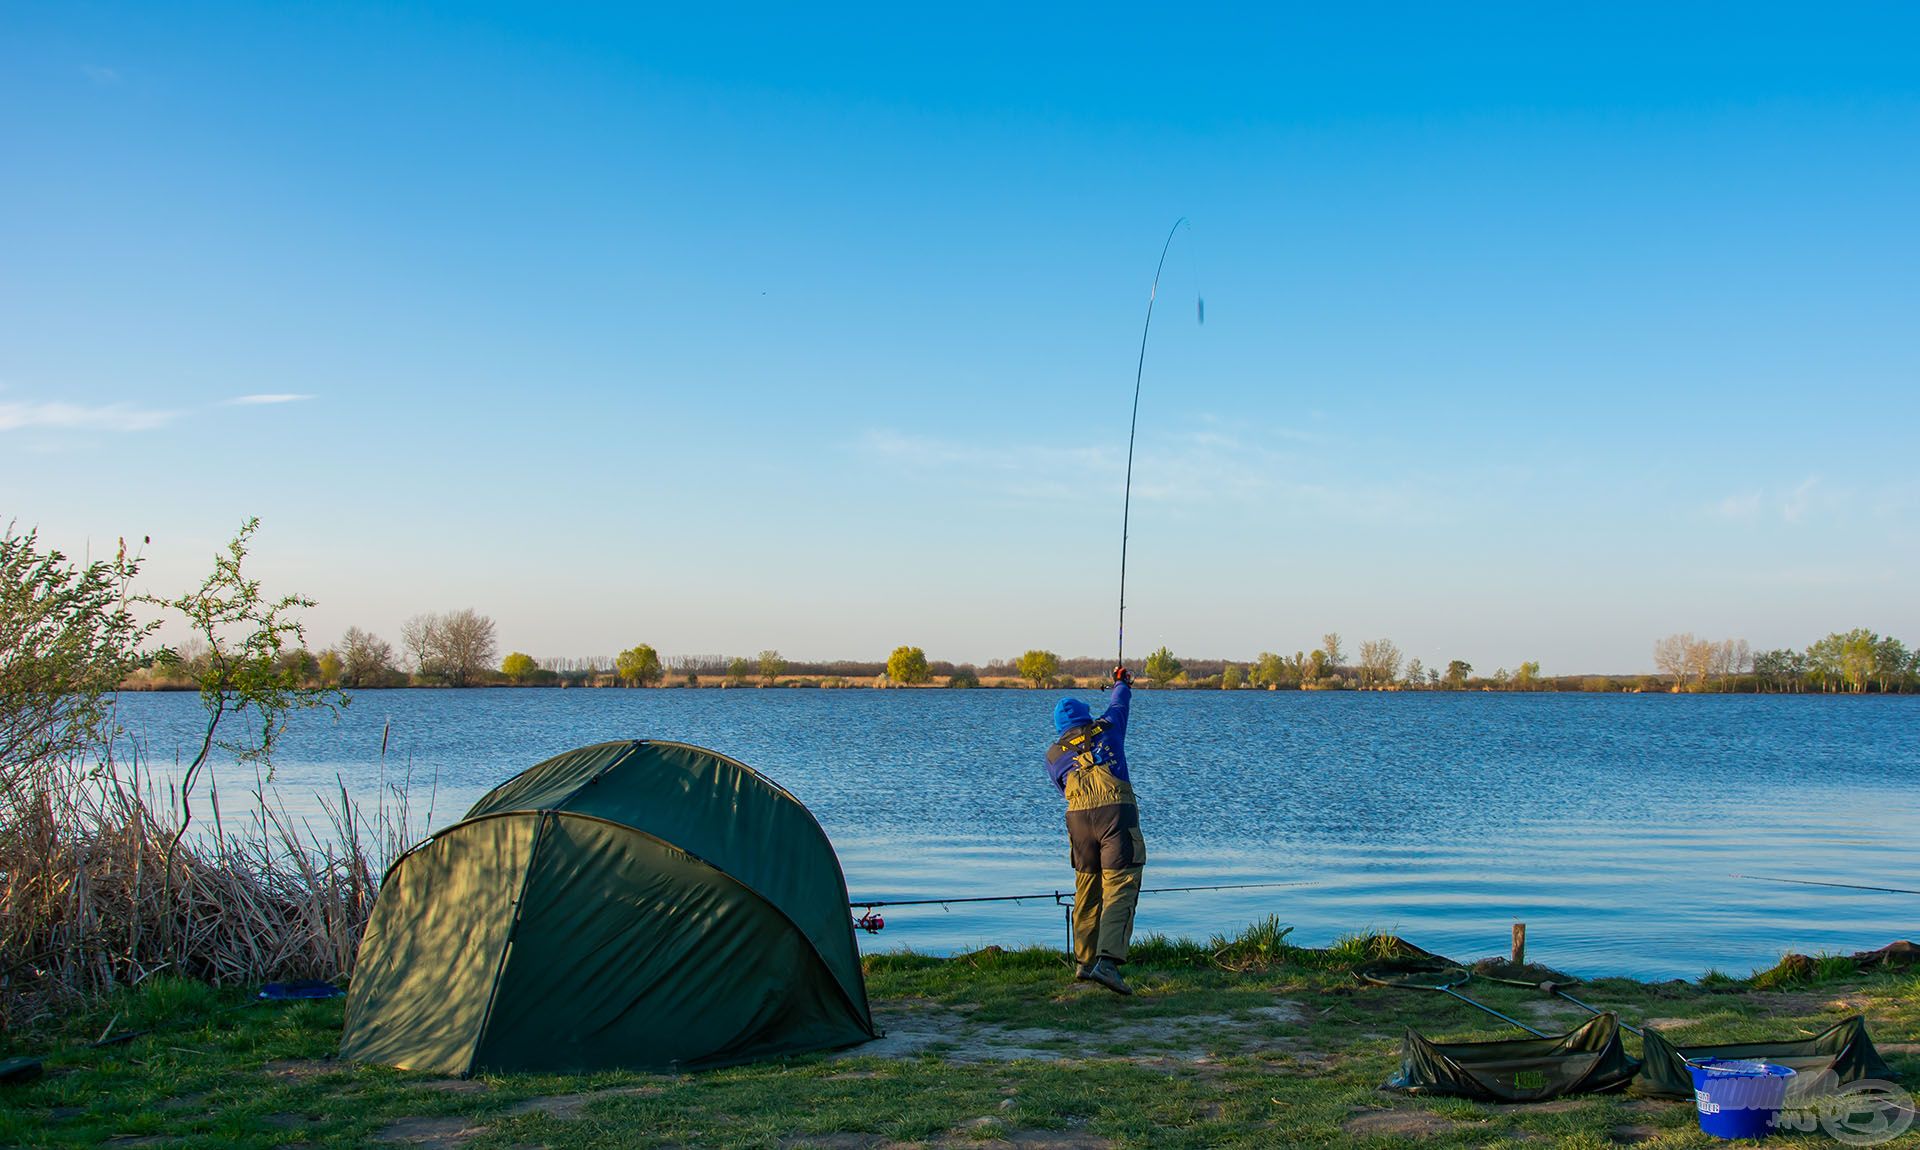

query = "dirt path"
[847,996,1310,1064]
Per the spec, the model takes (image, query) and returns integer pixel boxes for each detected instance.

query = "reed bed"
[0,752,411,1031]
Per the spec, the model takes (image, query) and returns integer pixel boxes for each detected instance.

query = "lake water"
[109,688,1919,980]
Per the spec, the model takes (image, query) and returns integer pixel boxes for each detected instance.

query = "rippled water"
[110,688,1919,979]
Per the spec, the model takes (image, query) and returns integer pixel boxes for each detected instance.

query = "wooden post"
[1511,923,1527,967]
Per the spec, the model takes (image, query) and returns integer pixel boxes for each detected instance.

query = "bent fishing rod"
[851,879,1312,910]
[1116,217,1202,672]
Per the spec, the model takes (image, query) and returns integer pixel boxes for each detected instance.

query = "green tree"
[1252,651,1287,689]
[1444,659,1472,690]
[0,527,156,799]
[1840,629,1879,693]
[886,645,931,685]
[1803,633,1843,692]
[1753,648,1796,692]
[758,649,787,684]
[947,666,980,689]
[1512,660,1543,690]
[1404,657,1424,688]
[1221,663,1244,690]
[315,649,343,685]
[1144,646,1183,687]
[500,651,538,684]
[615,644,663,687]
[141,518,342,838]
[1016,649,1059,688]
[725,656,751,686]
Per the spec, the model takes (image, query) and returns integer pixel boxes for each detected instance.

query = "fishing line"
[1732,874,1920,896]
[1117,218,1203,670]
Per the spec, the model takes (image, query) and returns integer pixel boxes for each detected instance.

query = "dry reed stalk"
[0,747,413,1029]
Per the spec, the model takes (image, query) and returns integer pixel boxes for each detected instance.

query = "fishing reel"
[852,910,886,934]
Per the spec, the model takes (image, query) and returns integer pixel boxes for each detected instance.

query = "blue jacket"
[1046,682,1131,794]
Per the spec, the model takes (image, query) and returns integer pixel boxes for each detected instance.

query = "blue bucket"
[1687,1059,1797,1140]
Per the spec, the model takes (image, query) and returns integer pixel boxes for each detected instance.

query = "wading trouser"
[1067,802,1146,966]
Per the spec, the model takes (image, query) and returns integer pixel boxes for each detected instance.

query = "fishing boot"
[1087,957,1132,996]
[1074,961,1096,982]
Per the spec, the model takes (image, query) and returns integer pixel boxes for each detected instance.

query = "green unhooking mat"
[1386,1013,1640,1101]
[1634,1016,1896,1102]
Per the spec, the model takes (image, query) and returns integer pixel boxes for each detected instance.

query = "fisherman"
[1046,666,1145,995]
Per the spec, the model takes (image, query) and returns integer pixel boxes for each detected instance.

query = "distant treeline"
[120,620,1920,694]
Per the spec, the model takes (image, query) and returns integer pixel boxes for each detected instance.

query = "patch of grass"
[1128,932,1213,967]
[1207,914,1296,970]
[1752,951,1869,990]
[2,942,1915,1148]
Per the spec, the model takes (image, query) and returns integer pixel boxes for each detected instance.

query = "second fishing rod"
[849,880,1315,950]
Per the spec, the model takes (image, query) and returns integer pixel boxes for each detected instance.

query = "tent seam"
[465,810,552,1077]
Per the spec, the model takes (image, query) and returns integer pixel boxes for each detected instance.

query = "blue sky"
[4,5,1916,672]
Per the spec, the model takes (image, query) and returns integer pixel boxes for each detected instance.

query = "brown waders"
[1065,781,1145,968]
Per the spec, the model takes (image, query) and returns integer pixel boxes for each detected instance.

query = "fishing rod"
[1116,218,1202,671]
[851,879,1312,910]
[1732,874,1920,896]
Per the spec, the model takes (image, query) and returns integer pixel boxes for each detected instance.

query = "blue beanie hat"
[1053,696,1092,734]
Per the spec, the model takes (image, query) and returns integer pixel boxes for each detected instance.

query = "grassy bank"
[4,934,1915,1149]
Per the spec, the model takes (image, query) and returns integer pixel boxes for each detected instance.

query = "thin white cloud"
[1709,491,1763,521]
[858,428,1108,473]
[0,401,175,432]
[1781,476,1820,524]
[225,393,314,406]
[82,65,121,86]
[856,423,1432,521]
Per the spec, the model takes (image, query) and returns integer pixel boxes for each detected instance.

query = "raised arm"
[1100,677,1131,742]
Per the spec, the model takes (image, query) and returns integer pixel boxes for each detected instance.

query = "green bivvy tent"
[340,740,876,1075]
[1635,1016,1895,1102]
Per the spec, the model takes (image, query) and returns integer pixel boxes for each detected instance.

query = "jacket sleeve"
[1046,749,1070,793]
[1099,681,1130,745]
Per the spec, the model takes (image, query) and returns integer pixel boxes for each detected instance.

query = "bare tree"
[1321,632,1344,670]
[339,626,396,687]
[1683,637,1716,685]
[400,614,440,677]
[435,608,497,687]
[1357,638,1402,688]
[1655,632,1751,689]
[1652,633,1693,685]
